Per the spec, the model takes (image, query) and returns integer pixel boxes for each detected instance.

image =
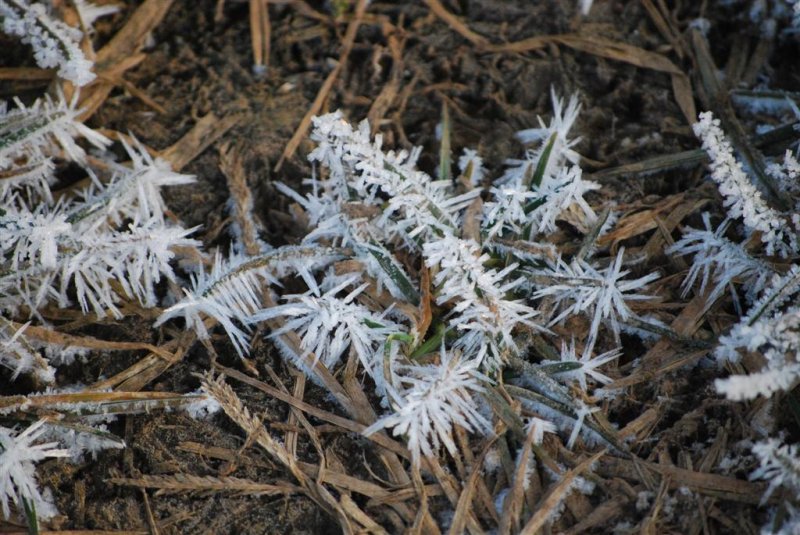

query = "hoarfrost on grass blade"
[0,92,111,203]
[63,220,200,317]
[488,90,598,239]
[566,401,600,449]
[715,306,800,400]
[0,206,71,270]
[668,213,772,305]
[542,339,621,391]
[156,246,346,357]
[715,267,800,364]
[423,235,541,369]
[693,111,798,257]
[364,345,492,465]
[458,147,485,186]
[0,320,55,383]
[513,89,582,172]
[0,0,96,86]
[525,417,557,445]
[249,274,402,372]
[307,111,479,246]
[534,247,659,350]
[751,439,800,503]
[0,420,69,520]
[68,137,196,227]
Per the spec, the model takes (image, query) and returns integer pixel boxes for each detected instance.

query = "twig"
[249,0,271,74]
[275,0,368,170]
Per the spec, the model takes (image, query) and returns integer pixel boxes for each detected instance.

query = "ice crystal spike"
[0,0,96,86]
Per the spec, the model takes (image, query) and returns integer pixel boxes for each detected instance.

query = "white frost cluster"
[751,439,800,503]
[0,92,111,203]
[681,110,800,517]
[423,235,540,370]
[486,90,599,239]
[154,91,648,467]
[0,0,96,86]
[715,304,800,400]
[251,275,400,372]
[0,11,210,521]
[692,111,798,257]
[364,347,491,464]
[0,420,69,520]
[534,248,659,350]
[668,213,773,306]
[1,125,199,318]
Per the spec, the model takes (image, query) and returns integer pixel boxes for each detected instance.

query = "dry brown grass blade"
[741,37,773,88]
[285,372,305,457]
[275,0,368,170]
[108,474,302,496]
[553,34,681,74]
[486,33,678,72]
[562,493,631,535]
[341,364,408,474]
[422,0,489,48]
[77,0,174,119]
[177,439,423,505]
[215,364,412,460]
[109,331,197,392]
[366,23,405,133]
[487,33,696,124]
[0,67,54,80]
[340,493,389,534]
[201,374,357,533]
[556,34,697,124]
[519,449,606,535]
[77,53,147,120]
[597,193,687,247]
[161,112,242,171]
[671,71,697,126]
[95,1,173,68]
[177,441,275,469]
[366,485,446,507]
[610,283,716,390]
[426,457,484,535]
[498,424,539,535]
[448,437,498,535]
[220,141,262,256]
[618,407,661,442]
[249,0,271,73]
[639,0,686,59]
[596,456,770,504]
[416,264,433,342]
[642,197,711,259]
[0,390,201,415]
[589,150,707,182]
[10,321,174,361]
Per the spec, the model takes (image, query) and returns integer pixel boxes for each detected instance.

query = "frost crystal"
[535,248,658,350]
[0,0,96,86]
[423,235,540,369]
[0,420,68,520]
[250,275,401,372]
[751,439,800,503]
[669,213,772,305]
[693,111,798,257]
[364,347,491,464]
